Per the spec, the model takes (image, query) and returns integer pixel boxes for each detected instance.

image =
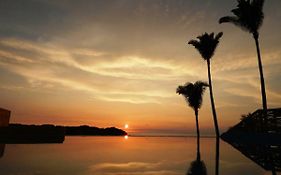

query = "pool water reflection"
[0,136,279,175]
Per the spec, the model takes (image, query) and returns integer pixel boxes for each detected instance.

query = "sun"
[125,124,129,129]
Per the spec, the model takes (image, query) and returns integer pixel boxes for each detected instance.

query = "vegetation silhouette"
[177,81,208,155]
[65,125,127,136]
[188,32,223,137]
[0,124,127,144]
[221,108,281,144]
[219,0,268,122]
[0,124,65,144]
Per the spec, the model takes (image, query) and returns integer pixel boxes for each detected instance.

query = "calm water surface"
[0,136,278,175]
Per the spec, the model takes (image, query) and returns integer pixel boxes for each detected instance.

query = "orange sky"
[0,0,281,135]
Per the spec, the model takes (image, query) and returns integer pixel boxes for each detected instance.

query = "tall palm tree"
[219,0,268,120]
[177,81,208,155]
[188,32,223,137]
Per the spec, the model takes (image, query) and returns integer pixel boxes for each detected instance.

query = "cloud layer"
[0,0,281,133]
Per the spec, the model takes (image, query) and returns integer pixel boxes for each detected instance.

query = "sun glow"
[124,135,128,139]
[125,124,129,129]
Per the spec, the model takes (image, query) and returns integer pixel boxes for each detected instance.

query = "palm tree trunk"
[215,136,220,175]
[207,59,220,136]
[195,109,200,161]
[253,33,268,128]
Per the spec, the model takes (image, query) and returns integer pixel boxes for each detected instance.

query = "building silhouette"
[0,108,11,127]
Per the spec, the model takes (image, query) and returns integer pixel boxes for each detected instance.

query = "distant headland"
[0,124,128,144]
[0,108,127,143]
[64,125,127,136]
[9,124,128,136]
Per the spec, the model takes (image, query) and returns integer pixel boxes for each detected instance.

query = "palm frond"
[188,40,200,48]
[219,16,238,24]
[252,0,264,11]
[215,32,223,41]
[177,81,208,111]
[195,81,208,88]
[219,0,265,34]
[188,32,223,60]
[210,32,214,39]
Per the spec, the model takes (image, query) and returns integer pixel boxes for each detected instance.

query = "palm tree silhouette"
[219,0,268,121]
[188,32,223,137]
[177,81,208,155]
[186,156,207,175]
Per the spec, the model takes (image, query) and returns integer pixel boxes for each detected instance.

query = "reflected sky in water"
[0,137,279,175]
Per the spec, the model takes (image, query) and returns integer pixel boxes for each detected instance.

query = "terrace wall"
[0,108,11,127]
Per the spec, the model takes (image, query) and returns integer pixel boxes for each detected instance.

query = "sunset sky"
[0,0,281,135]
